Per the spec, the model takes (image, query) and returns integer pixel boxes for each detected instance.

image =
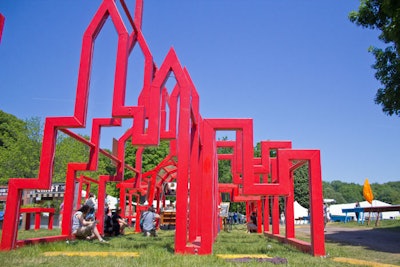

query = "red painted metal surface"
[0,13,4,44]
[20,208,55,231]
[0,0,325,257]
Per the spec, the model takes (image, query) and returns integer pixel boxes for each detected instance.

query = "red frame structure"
[0,13,4,44]
[0,1,325,256]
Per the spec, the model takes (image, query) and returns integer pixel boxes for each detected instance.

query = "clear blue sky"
[1,1,399,185]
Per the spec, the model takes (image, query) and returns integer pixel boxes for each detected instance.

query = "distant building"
[27,183,65,201]
[0,186,7,209]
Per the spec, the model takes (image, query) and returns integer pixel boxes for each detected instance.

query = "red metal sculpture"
[0,0,325,256]
[0,13,4,44]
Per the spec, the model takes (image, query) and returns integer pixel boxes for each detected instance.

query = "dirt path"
[324,225,400,254]
[295,224,400,254]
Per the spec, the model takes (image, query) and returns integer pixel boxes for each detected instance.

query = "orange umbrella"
[363,178,374,204]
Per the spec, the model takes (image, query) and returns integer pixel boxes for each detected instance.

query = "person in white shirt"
[72,204,107,243]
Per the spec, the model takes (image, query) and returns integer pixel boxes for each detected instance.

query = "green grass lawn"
[0,222,399,267]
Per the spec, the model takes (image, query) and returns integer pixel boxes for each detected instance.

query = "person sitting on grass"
[247,211,257,233]
[72,204,108,243]
[112,208,129,236]
[103,207,114,237]
[142,206,160,237]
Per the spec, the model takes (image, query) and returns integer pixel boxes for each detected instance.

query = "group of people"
[103,207,129,237]
[71,193,128,243]
[227,212,242,224]
[70,193,160,242]
[72,197,344,241]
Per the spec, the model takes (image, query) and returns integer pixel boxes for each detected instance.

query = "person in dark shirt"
[104,207,113,236]
[247,211,257,233]
[112,208,128,236]
[355,202,361,221]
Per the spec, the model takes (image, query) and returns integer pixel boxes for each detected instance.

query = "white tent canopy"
[106,195,118,210]
[294,201,308,219]
[329,200,399,220]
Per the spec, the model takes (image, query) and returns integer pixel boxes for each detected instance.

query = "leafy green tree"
[322,180,400,204]
[254,142,261,157]
[329,180,363,203]
[323,181,346,204]
[293,164,310,209]
[141,141,170,172]
[217,136,233,184]
[98,150,116,176]
[0,111,42,184]
[218,158,232,184]
[52,133,90,182]
[340,183,363,203]
[124,140,170,179]
[349,0,400,116]
[230,202,245,214]
[372,182,400,204]
[93,150,118,197]
[385,182,400,204]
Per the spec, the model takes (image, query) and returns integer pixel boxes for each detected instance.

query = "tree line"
[1,110,399,209]
[323,179,400,206]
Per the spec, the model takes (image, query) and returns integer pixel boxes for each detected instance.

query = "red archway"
[0,1,325,256]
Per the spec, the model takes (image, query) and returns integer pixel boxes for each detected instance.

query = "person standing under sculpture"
[323,203,330,231]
